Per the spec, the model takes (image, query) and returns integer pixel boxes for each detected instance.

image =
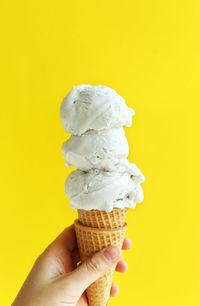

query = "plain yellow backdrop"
[0,0,199,305]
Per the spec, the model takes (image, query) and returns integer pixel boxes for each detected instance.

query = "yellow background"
[0,0,199,305]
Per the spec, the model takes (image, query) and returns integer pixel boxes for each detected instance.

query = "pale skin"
[12,225,132,306]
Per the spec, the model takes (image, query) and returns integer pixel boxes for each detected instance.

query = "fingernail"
[104,245,121,262]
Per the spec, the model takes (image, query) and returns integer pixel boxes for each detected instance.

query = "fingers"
[115,259,128,273]
[110,283,119,297]
[52,224,77,252]
[71,247,80,266]
[76,293,88,306]
[37,225,78,275]
[122,237,132,250]
[53,237,131,303]
[61,245,121,298]
[110,239,131,299]
[45,225,77,255]
[114,237,131,273]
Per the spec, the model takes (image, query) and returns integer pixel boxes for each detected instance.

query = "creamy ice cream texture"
[60,84,134,136]
[66,165,145,212]
[62,128,129,171]
[60,84,145,212]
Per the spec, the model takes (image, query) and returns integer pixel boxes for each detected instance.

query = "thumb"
[63,245,121,298]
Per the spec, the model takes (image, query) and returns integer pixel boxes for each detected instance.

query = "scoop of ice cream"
[65,163,145,212]
[60,85,134,135]
[62,128,129,171]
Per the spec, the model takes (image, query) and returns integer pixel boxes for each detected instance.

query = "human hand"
[12,224,132,306]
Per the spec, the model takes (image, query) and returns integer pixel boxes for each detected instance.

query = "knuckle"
[33,253,45,267]
[85,256,102,274]
[34,247,51,266]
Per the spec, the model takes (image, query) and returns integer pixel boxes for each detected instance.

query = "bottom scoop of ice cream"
[65,163,145,212]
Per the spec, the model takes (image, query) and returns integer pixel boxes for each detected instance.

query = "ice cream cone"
[60,85,145,305]
[78,208,127,228]
[74,208,127,306]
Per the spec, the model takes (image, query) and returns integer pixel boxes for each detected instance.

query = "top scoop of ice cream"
[65,163,145,212]
[60,84,134,135]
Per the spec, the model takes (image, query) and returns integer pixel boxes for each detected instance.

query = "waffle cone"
[78,208,128,228]
[74,208,127,306]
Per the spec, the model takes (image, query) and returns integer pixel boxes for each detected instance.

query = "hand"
[12,224,132,306]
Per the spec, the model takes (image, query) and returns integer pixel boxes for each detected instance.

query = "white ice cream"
[60,84,134,136]
[65,164,145,212]
[60,84,145,211]
[62,128,129,171]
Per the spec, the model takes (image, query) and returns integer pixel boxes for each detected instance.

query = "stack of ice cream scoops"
[60,85,145,306]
